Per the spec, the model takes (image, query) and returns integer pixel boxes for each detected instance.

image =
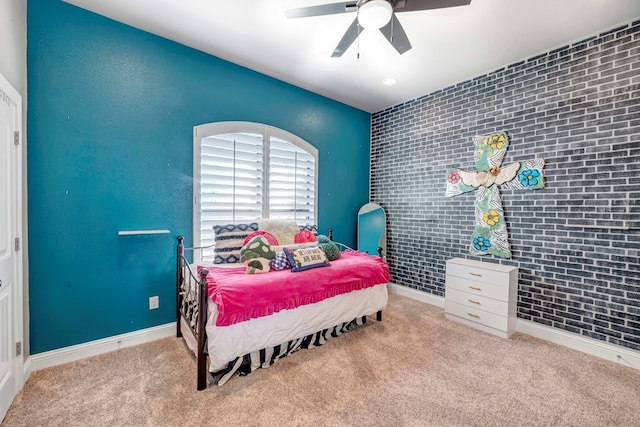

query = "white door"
[0,73,23,422]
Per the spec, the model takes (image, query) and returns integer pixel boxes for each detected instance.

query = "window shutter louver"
[268,137,316,222]
[199,133,264,260]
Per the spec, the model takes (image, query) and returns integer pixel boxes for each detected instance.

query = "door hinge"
[14,237,20,251]
[14,131,19,146]
[16,342,22,357]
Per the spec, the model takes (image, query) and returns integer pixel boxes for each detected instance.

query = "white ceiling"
[63,0,640,113]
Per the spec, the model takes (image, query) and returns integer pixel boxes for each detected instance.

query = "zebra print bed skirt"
[211,316,367,386]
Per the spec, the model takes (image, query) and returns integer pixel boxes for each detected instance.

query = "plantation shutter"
[268,136,316,223]
[199,132,263,258]
[194,122,318,262]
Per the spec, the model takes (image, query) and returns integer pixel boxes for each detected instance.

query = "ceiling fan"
[285,0,472,57]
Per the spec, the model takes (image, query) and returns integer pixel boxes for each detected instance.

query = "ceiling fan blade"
[285,1,357,19]
[331,17,360,57]
[393,0,471,13]
[379,14,412,54]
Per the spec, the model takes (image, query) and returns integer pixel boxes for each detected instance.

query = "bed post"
[176,236,184,338]
[376,311,382,321]
[197,267,209,391]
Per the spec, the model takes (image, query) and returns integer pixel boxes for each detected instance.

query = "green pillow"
[240,235,276,274]
[316,234,341,261]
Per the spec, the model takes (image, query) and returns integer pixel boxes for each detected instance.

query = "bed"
[175,228,390,390]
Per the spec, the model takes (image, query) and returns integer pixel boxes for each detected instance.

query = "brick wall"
[371,20,640,351]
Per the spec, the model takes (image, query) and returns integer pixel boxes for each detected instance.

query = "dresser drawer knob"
[469,286,482,291]
[467,313,480,318]
[468,299,481,305]
[469,272,482,277]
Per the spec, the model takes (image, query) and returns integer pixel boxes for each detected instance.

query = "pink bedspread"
[200,250,390,326]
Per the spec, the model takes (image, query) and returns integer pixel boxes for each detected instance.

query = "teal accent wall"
[27,0,371,353]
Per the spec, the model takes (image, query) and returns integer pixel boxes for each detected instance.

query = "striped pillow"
[213,222,259,264]
[299,224,318,235]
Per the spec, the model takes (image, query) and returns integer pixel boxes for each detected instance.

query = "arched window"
[194,122,318,261]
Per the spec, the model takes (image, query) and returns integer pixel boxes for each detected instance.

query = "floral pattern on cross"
[445,132,545,258]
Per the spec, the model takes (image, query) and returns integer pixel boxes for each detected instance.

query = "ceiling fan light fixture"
[358,0,393,29]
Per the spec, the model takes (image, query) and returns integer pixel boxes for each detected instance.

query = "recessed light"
[382,77,396,86]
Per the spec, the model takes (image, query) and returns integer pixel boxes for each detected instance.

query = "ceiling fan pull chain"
[357,15,361,59]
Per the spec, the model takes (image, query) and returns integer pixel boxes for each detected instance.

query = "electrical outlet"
[149,296,159,310]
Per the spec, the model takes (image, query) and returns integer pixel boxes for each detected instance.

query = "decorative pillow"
[271,241,317,253]
[283,246,330,272]
[271,242,319,270]
[258,219,300,246]
[243,230,279,247]
[294,229,316,244]
[317,234,341,261]
[270,251,291,271]
[213,222,259,264]
[240,236,276,274]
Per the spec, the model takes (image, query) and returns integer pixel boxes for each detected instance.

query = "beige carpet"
[3,294,640,427]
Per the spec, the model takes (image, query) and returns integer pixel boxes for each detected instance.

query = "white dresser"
[444,258,518,338]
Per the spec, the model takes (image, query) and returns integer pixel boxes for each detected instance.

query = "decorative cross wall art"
[445,132,545,258]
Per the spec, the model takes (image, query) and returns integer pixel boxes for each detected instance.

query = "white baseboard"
[516,319,640,370]
[390,283,640,371]
[388,283,445,308]
[30,323,175,372]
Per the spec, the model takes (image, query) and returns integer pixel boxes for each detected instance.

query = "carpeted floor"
[3,293,640,426]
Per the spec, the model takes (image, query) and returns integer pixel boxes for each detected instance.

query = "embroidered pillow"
[213,222,259,264]
[240,236,276,274]
[294,229,316,244]
[243,230,279,247]
[271,241,317,253]
[270,251,291,271]
[283,246,330,272]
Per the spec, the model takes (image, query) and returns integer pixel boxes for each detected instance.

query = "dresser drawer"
[445,287,509,316]
[446,260,513,286]
[444,300,509,332]
[446,274,509,301]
